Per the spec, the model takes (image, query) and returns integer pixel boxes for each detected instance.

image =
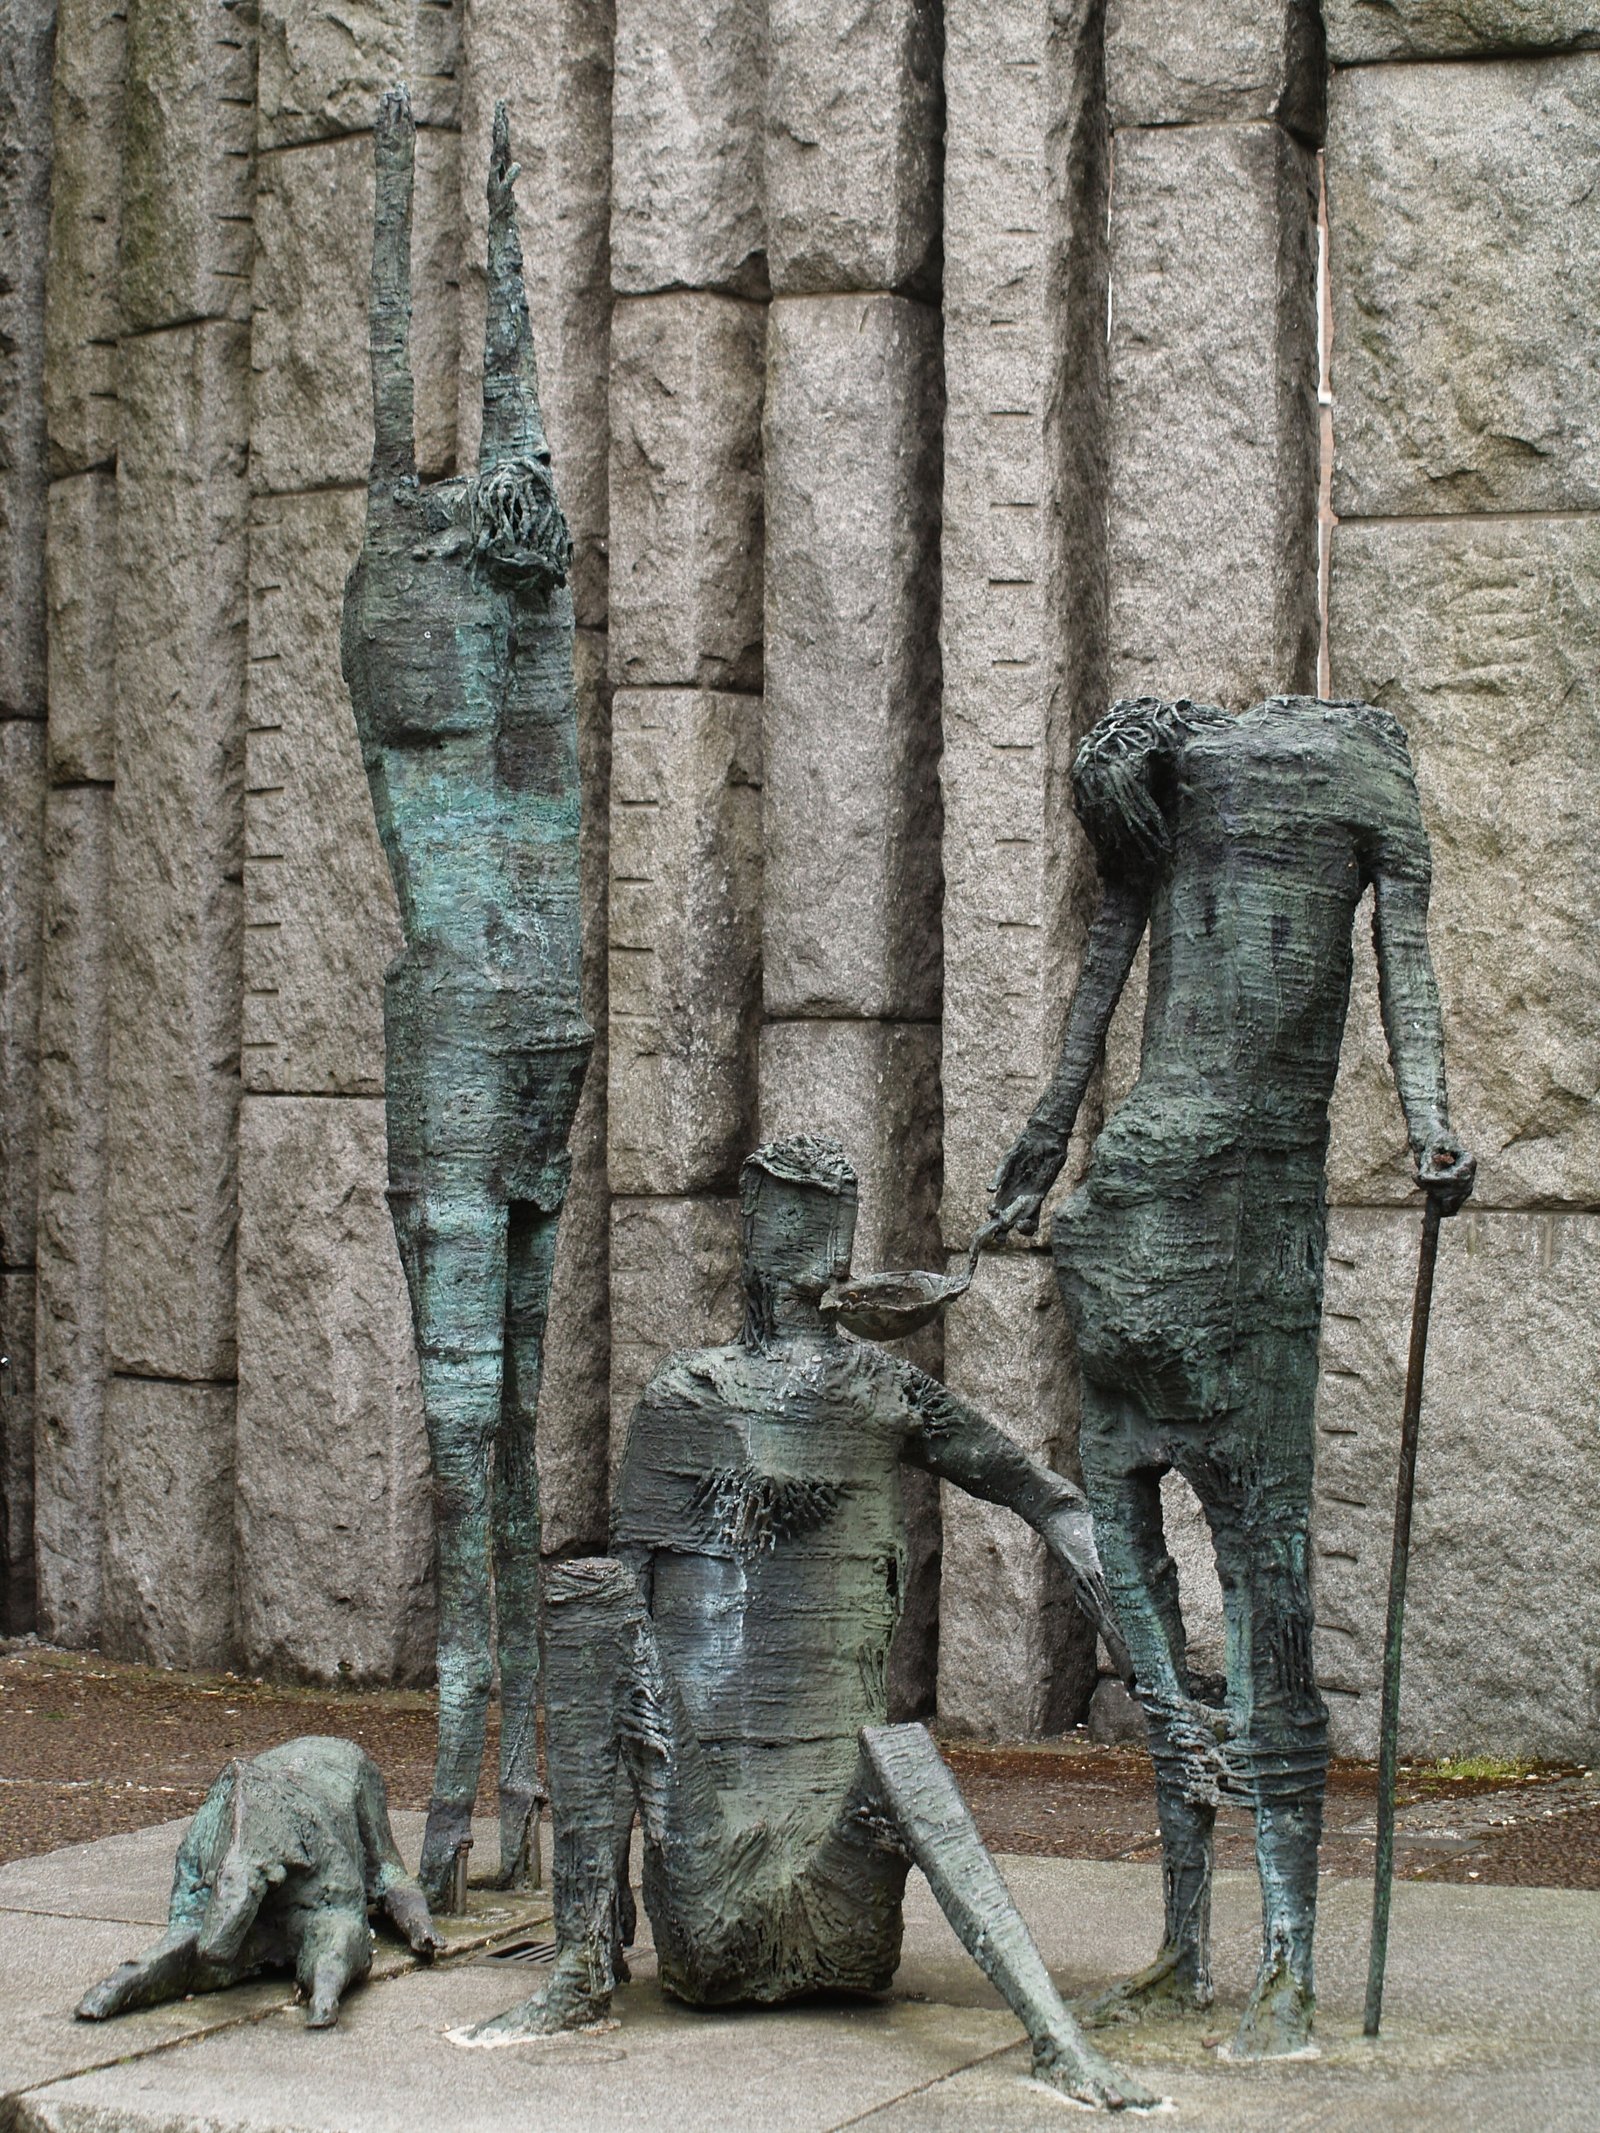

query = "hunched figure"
[341,91,589,1908]
[990,695,1474,2058]
[460,1135,1155,2113]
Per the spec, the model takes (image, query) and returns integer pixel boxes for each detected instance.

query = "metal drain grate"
[485,1938,559,1963]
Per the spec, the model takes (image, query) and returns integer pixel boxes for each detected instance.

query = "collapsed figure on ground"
[342,90,589,1908]
[459,1135,1154,2112]
[76,1738,443,2029]
[990,695,1474,2059]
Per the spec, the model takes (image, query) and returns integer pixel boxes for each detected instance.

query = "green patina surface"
[75,1737,442,2028]
[991,694,1473,2061]
[340,91,590,1911]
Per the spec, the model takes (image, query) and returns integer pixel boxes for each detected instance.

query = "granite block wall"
[3,0,1595,1760]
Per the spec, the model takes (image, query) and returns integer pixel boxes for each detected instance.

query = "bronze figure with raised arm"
[989,695,1473,2059]
[341,91,590,1909]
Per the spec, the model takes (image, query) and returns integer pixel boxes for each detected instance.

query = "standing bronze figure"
[460,1136,1153,2113]
[991,696,1474,2058]
[341,91,590,1908]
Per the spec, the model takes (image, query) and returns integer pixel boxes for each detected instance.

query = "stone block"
[102,1375,236,1669]
[1328,56,1600,517]
[257,0,460,147]
[611,0,766,297]
[455,0,613,626]
[608,295,765,690]
[0,719,45,1273]
[1,1267,36,1631]
[108,322,247,1384]
[757,1019,942,1279]
[236,1093,433,1684]
[120,0,257,333]
[608,689,762,1195]
[1108,120,1320,708]
[1326,0,1599,63]
[763,295,943,1020]
[608,1195,742,1470]
[34,784,112,1647]
[1327,518,1600,1209]
[765,0,941,296]
[937,1252,1097,1738]
[1314,1209,1600,1762]
[250,128,459,494]
[1106,0,1325,138]
[43,0,126,476]
[941,0,1110,1248]
[244,488,398,1098]
[45,471,117,785]
[1159,1470,1225,1679]
[1088,1675,1147,1746]
[0,0,55,720]
[531,625,612,1558]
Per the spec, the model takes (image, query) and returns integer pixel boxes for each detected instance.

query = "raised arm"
[369,86,417,491]
[898,1363,1132,1678]
[480,102,549,469]
[989,874,1149,1235]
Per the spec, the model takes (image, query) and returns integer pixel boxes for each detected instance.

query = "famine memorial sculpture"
[341,92,590,1909]
[459,1135,1153,2113]
[991,695,1474,2058]
[77,1739,443,2028]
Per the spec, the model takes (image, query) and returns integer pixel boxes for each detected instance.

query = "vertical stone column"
[604,0,766,1452]
[1321,36,1600,1758]
[0,0,58,1631]
[936,0,1110,1737]
[760,3,944,1714]
[99,0,257,1667]
[33,0,125,1645]
[232,6,463,1681]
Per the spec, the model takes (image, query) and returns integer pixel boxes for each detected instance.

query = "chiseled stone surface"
[43,0,125,478]
[941,0,1109,1248]
[611,0,766,298]
[257,0,460,147]
[1,1267,36,1629]
[108,322,247,1384]
[236,1093,433,1685]
[763,294,942,1021]
[119,0,257,334]
[1314,1209,1600,1761]
[608,294,765,691]
[765,0,941,296]
[608,1194,742,1469]
[45,472,117,786]
[244,487,397,1099]
[608,688,762,1196]
[250,127,460,494]
[0,0,55,720]
[101,1375,236,1669]
[1106,0,1325,138]
[1108,119,1320,709]
[938,1251,1097,1739]
[455,0,613,628]
[535,624,612,1559]
[1326,0,1600,62]
[1328,55,1600,517]
[0,718,45,1273]
[34,784,112,1647]
[1327,517,1600,1210]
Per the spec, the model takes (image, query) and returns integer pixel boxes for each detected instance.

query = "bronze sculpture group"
[76,94,1474,2114]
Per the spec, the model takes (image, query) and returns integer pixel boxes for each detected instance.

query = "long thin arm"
[1371,871,1450,1154]
[370,85,417,490]
[990,874,1149,1231]
[481,102,548,469]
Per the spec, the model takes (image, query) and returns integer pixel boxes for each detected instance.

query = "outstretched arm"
[989,874,1149,1235]
[370,85,417,490]
[480,102,549,468]
[899,1363,1131,1678]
